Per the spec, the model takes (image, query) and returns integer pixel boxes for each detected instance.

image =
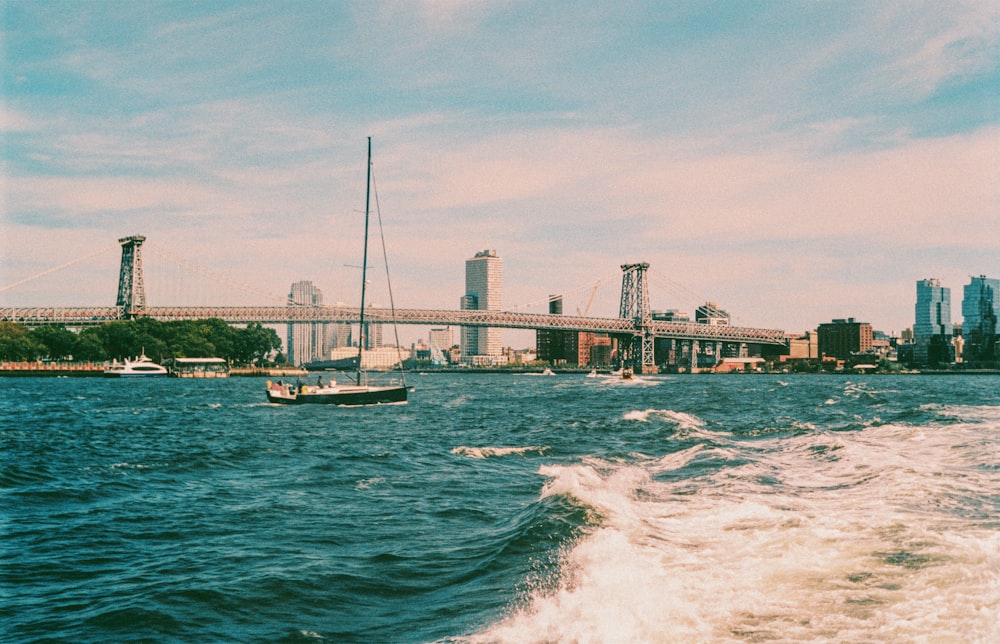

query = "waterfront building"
[696,302,730,325]
[461,249,503,364]
[428,327,453,365]
[325,345,410,371]
[817,318,873,361]
[287,280,326,366]
[786,331,819,360]
[537,295,579,364]
[913,278,954,366]
[652,309,690,322]
[325,309,353,353]
[589,335,613,366]
[361,306,383,350]
[962,275,999,365]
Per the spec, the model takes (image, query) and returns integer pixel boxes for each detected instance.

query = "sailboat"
[266,138,409,406]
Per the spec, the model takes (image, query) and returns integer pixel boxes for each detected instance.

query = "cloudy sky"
[2,1,998,344]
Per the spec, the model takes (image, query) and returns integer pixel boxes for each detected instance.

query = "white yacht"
[103,352,168,377]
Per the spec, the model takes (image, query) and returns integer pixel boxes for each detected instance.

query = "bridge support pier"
[618,262,657,374]
[116,235,147,318]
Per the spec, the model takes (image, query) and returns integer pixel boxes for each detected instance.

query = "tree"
[73,330,107,361]
[233,322,282,365]
[199,318,235,360]
[0,322,40,361]
[29,325,78,360]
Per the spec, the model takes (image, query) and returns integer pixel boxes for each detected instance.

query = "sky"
[2,0,998,346]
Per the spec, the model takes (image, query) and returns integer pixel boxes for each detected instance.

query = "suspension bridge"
[1,235,787,371]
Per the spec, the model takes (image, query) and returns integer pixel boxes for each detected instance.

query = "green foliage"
[0,319,284,366]
[28,325,78,359]
[0,322,41,361]
[73,330,107,361]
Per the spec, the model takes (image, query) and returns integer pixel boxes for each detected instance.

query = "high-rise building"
[428,327,453,352]
[962,275,999,365]
[428,327,453,365]
[817,318,873,360]
[913,278,953,365]
[537,295,578,364]
[696,302,730,325]
[287,280,326,365]
[325,314,353,352]
[461,249,503,364]
[914,279,952,338]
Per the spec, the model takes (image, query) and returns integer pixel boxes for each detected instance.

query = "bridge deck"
[1,305,787,345]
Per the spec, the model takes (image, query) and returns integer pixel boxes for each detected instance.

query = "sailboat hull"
[268,138,409,409]
[266,383,408,406]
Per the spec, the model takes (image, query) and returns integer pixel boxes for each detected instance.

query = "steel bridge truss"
[2,238,788,361]
[0,304,787,347]
[618,262,655,372]
[115,235,146,316]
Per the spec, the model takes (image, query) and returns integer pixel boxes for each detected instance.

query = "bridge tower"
[116,235,147,317]
[618,262,656,373]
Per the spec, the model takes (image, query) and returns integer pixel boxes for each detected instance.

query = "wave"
[923,403,1000,425]
[452,446,550,459]
[464,423,1000,642]
[623,408,705,431]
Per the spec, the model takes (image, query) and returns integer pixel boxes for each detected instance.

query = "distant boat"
[167,357,229,378]
[266,138,408,406]
[103,351,168,377]
[587,369,598,378]
[266,377,407,406]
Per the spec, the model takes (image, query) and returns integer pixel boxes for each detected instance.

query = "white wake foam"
[466,421,1000,642]
[623,408,705,431]
[452,446,550,459]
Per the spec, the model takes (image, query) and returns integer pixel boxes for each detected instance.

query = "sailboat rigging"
[266,137,409,406]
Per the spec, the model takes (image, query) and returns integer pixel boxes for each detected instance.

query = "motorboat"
[104,352,168,377]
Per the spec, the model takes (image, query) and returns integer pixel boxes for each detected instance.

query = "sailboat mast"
[356,137,372,386]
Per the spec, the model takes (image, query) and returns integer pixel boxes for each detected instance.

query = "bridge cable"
[647,269,749,326]
[143,244,291,306]
[0,242,120,294]
[506,269,620,314]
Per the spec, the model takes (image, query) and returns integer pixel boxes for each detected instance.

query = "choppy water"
[2,373,998,642]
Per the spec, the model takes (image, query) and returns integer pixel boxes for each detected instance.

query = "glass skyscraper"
[913,278,953,365]
[961,275,999,364]
[461,249,503,364]
[914,278,952,339]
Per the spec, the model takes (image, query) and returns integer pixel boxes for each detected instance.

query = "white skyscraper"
[287,280,326,365]
[461,249,502,364]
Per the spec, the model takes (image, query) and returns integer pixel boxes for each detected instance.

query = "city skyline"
[2,2,998,339]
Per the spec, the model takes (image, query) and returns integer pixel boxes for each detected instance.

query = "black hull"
[266,385,408,406]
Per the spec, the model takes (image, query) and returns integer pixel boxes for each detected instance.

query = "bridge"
[1,235,787,371]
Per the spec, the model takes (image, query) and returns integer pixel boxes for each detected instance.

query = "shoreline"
[2,364,996,377]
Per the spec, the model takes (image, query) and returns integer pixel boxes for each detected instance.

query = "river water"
[2,373,998,642]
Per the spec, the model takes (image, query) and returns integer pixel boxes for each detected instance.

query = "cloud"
[2,2,997,341]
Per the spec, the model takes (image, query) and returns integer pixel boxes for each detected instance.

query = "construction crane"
[577,280,600,316]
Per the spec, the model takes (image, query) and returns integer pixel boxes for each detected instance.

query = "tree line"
[0,318,284,365]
